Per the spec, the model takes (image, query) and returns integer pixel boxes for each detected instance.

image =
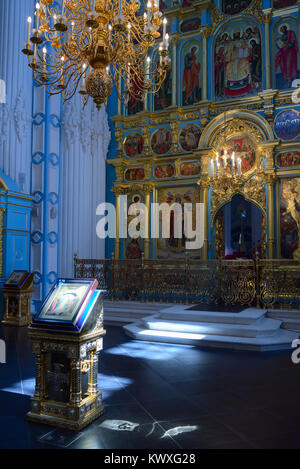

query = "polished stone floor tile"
[0,324,300,449]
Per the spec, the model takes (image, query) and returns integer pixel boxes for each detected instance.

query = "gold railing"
[74,255,300,309]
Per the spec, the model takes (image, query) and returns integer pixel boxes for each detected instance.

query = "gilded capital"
[264,173,276,185]
[200,26,212,40]
[262,8,273,25]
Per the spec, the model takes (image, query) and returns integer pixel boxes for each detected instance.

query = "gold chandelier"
[210,151,243,180]
[22,0,170,109]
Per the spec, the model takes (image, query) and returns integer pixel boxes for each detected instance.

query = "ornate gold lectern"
[27,279,106,430]
[2,271,34,326]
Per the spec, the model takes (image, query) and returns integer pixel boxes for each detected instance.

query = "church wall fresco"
[274,109,300,140]
[221,0,253,16]
[153,163,176,179]
[214,18,262,100]
[124,167,145,182]
[181,40,202,106]
[279,177,300,260]
[276,151,300,168]
[179,161,201,177]
[151,128,172,154]
[124,133,144,157]
[272,17,300,90]
[272,0,297,10]
[156,185,200,259]
[179,124,202,151]
[154,50,172,111]
[180,17,202,34]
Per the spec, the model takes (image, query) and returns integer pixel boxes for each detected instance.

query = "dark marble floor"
[0,324,300,449]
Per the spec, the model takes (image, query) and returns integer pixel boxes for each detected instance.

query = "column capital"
[262,8,273,24]
[265,173,277,185]
[197,178,211,190]
[200,25,212,40]
[111,185,124,196]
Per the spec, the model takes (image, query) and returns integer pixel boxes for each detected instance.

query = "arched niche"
[199,110,274,149]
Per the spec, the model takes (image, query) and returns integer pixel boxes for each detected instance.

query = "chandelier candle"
[22,0,169,110]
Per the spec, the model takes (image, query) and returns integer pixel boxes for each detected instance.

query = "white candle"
[92,0,96,11]
[33,44,37,61]
[119,0,122,16]
[127,62,130,88]
[163,18,167,45]
[62,0,65,16]
[238,157,242,176]
[147,2,151,30]
[82,64,86,89]
[127,23,131,42]
[165,32,169,49]
[42,47,47,71]
[146,56,150,76]
[71,21,75,39]
[143,13,147,32]
[35,3,40,32]
[231,152,235,176]
[27,17,32,43]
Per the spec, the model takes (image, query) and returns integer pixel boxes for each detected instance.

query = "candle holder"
[31,31,43,44]
[86,11,99,28]
[22,43,34,56]
[54,17,68,32]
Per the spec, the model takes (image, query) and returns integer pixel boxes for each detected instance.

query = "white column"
[59,96,111,277]
[0,0,33,193]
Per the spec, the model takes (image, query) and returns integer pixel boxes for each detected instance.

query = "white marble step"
[141,316,283,338]
[267,310,300,332]
[103,301,172,324]
[158,306,266,325]
[124,323,299,352]
[104,300,171,311]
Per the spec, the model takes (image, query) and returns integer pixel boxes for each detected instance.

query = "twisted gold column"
[200,26,211,102]
[263,9,273,90]
[144,184,153,260]
[266,174,276,259]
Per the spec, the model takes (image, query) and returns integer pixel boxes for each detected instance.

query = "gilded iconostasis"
[106,0,300,261]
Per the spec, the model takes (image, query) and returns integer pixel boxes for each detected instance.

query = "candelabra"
[22,0,170,109]
[210,151,243,181]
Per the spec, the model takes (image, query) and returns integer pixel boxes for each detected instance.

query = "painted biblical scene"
[159,0,173,10]
[124,168,145,182]
[179,161,201,177]
[280,178,300,259]
[182,42,202,106]
[276,151,300,168]
[273,19,299,89]
[273,0,297,9]
[223,136,256,174]
[222,0,252,15]
[214,21,262,100]
[151,128,172,154]
[154,164,175,179]
[274,110,300,140]
[127,68,144,115]
[38,282,91,321]
[124,133,144,157]
[156,185,201,260]
[180,17,201,34]
[179,124,202,151]
[154,54,172,111]
[126,193,144,259]
[181,0,195,8]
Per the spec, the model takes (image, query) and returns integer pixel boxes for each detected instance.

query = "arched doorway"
[215,194,264,259]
